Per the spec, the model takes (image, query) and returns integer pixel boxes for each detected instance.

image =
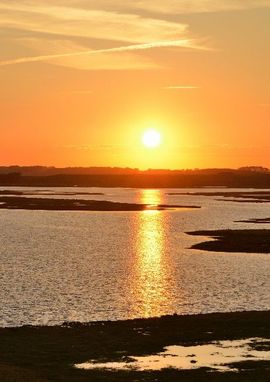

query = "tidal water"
[75,338,270,372]
[0,187,270,327]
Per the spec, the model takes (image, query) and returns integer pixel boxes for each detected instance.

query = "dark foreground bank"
[0,311,270,382]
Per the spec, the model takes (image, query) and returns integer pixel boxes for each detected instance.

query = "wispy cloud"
[65,90,93,95]
[38,1,270,15]
[0,1,217,70]
[62,144,129,152]
[0,1,206,69]
[123,0,270,14]
[4,37,161,70]
[0,39,198,67]
[163,85,200,90]
[0,1,188,43]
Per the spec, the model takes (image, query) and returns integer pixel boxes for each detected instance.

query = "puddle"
[74,338,270,372]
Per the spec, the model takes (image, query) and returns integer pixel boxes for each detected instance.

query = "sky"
[0,0,269,169]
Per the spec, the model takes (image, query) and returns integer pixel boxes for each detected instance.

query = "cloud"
[0,1,188,43]
[68,90,93,95]
[2,37,161,70]
[30,1,270,15]
[62,144,129,152]
[0,39,198,68]
[0,1,208,69]
[163,85,200,89]
[114,0,270,14]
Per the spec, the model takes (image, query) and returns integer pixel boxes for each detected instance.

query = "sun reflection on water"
[139,189,163,207]
[132,190,173,317]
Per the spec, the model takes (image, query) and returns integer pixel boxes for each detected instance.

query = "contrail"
[0,39,200,67]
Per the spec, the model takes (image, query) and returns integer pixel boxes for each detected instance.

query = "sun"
[142,129,161,148]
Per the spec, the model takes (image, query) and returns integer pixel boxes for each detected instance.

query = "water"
[0,187,270,327]
[75,338,270,372]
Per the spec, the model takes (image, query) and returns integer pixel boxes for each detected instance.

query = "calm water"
[0,187,270,327]
[75,338,270,372]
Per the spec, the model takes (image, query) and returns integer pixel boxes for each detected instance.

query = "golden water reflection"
[132,190,174,317]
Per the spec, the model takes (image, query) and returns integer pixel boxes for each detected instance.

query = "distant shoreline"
[1,169,270,188]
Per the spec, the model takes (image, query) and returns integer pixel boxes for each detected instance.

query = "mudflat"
[0,190,104,196]
[168,191,270,203]
[0,196,200,211]
[0,311,269,382]
[236,218,270,224]
[187,229,270,253]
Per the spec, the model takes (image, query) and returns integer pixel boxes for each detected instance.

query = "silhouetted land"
[187,230,270,253]
[0,190,104,196]
[169,191,270,203]
[0,165,268,177]
[0,196,200,211]
[236,218,270,224]
[218,199,270,203]
[1,167,270,188]
[0,311,269,381]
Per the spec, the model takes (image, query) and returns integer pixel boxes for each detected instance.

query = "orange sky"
[0,1,269,169]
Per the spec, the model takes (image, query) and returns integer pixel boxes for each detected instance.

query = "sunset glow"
[1,2,270,378]
[0,1,269,169]
[142,129,161,148]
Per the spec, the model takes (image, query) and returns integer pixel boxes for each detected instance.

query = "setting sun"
[142,129,161,148]
[1,2,270,380]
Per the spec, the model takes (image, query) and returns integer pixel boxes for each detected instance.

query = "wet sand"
[0,311,269,381]
[187,229,270,253]
[0,196,200,211]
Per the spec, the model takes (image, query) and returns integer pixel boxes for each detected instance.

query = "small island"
[187,229,270,253]
[0,196,200,211]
